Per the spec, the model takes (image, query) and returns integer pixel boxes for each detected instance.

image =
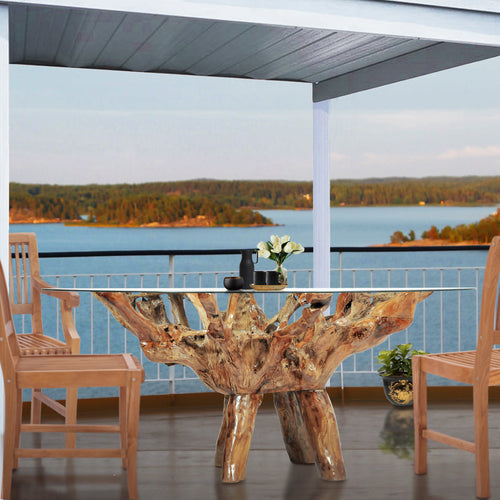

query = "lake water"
[10,205,496,280]
[10,205,497,394]
[11,205,497,251]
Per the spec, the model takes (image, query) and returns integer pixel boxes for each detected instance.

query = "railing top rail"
[35,244,490,259]
[39,265,486,279]
[48,286,475,294]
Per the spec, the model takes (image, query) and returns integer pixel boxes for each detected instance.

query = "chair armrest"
[33,276,80,308]
[60,299,81,353]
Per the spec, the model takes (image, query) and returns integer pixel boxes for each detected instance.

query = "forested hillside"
[9,176,500,227]
[390,209,500,244]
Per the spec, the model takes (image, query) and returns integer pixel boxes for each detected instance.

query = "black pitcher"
[239,249,257,289]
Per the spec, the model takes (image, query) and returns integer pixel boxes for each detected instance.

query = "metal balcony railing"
[12,246,488,397]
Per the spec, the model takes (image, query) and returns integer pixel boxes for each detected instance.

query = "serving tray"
[249,284,288,291]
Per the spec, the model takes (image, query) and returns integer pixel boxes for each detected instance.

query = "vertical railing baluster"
[90,275,95,352]
[169,255,175,288]
[72,275,77,326]
[475,267,479,342]
[339,252,342,287]
[440,269,444,353]
[123,274,128,353]
[55,275,60,340]
[404,269,409,343]
[104,274,111,356]
[457,268,461,351]
[170,365,176,394]
[422,269,426,352]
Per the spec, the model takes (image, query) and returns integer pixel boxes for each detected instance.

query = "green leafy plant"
[376,343,427,377]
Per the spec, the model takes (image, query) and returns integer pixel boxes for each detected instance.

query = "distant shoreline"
[374,239,490,247]
[9,218,277,228]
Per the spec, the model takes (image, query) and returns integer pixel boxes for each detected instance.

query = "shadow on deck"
[10,399,500,500]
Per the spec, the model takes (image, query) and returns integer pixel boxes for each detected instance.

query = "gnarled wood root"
[95,289,431,484]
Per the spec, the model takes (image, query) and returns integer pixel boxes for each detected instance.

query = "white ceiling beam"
[313,42,500,102]
[0,5,8,276]
[5,0,500,47]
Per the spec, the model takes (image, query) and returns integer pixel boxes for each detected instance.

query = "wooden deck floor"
[9,399,500,500]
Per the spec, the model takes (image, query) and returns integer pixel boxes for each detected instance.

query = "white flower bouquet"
[256,235,304,284]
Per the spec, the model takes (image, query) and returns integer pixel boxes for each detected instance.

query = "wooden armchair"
[0,261,144,499]
[9,232,80,446]
[413,236,500,499]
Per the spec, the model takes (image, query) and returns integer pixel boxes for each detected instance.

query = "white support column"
[313,100,330,288]
[0,4,8,491]
[0,5,8,274]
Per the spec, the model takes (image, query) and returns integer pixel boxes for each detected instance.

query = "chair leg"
[65,388,78,448]
[30,388,42,424]
[413,356,428,474]
[125,375,141,500]
[2,384,21,500]
[474,384,490,499]
[13,389,22,469]
[119,386,128,469]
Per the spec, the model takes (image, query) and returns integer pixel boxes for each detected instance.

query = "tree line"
[85,195,270,226]
[9,176,499,227]
[391,209,500,244]
[9,183,272,226]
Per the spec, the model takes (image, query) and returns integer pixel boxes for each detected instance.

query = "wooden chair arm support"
[33,276,80,308]
[60,301,81,352]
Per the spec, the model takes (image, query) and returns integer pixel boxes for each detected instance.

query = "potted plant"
[376,343,427,407]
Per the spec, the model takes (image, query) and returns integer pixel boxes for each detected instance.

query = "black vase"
[239,249,255,289]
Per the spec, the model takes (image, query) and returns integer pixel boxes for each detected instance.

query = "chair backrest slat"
[475,236,500,379]
[0,261,21,379]
[9,233,43,333]
[21,242,29,304]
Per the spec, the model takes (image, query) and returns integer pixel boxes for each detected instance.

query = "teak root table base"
[95,290,430,483]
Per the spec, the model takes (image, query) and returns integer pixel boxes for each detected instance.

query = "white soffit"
[6,0,500,101]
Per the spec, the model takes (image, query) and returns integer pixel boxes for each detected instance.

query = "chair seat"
[420,349,500,385]
[17,333,71,356]
[16,354,146,388]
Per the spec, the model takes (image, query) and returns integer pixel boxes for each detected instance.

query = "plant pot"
[382,375,413,407]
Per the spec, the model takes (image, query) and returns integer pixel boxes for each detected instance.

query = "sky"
[9,55,500,185]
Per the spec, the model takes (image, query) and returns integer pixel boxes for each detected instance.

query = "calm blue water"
[11,205,497,251]
[10,205,497,394]
[10,205,496,279]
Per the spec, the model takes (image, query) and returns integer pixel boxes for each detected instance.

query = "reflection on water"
[379,407,414,460]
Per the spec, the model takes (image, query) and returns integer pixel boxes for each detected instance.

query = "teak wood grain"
[413,236,500,499]
[96,287,430,483]
[0,262,145,500]
[9,233,81,447]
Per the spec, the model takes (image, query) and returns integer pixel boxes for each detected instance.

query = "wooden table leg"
[273,392,315,464]
[220,393,263,483]
[296,389,346,481]
[215,395,229,467]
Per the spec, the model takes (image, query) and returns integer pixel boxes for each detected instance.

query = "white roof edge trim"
[381,0,500,15]
[313,42,500,102]
[5,0,500,47]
